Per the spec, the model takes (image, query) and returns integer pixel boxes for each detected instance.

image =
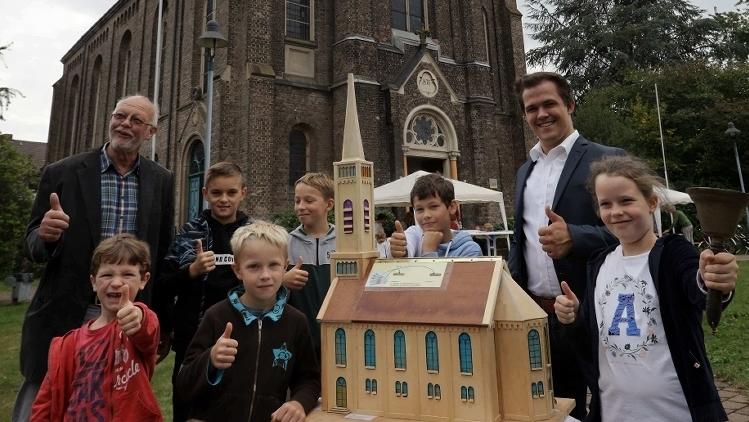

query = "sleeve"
[667,239,735,311]
[567,224,619,259]
[463,241,483,257]
[25,164,62,263]
[175,308,221,402]
[288,317,321,413]
[31,337,64,421]
[129,304,160,368]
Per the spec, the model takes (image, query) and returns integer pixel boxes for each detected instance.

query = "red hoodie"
[31,303,162,421]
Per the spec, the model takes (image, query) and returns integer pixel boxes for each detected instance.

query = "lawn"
[0,263,746,418]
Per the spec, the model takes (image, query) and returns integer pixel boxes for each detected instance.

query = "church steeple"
[331,74,379,280]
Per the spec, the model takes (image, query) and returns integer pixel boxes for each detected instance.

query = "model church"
[310,75,573,421]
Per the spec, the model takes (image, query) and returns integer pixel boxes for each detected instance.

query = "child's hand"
[210,322,238,369]
[538,207,572,260]
[283,257,309,290]
[117,289,143,336]
[189,239,216,278]
[421,231,444,253]
[554,281,579,324]
[699,249,738,294]
[389,220,408,258]
[271,400,305,422]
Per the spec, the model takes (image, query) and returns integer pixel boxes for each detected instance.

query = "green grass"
[704,261,749,391]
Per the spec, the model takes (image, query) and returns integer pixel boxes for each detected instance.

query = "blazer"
[21,149,174,382]
[507,135,624,297]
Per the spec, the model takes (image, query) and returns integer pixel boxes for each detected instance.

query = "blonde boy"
[32,234,162,421]
[177,221,320,422]
[283,172,335,362]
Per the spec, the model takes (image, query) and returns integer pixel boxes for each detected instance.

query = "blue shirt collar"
[228,285,288,326]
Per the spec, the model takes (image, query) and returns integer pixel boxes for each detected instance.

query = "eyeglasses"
[111,112,154,128]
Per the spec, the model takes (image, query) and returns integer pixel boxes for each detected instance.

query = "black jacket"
[570,235,728,422]
[22,149,174,382]
[177,288,320,422]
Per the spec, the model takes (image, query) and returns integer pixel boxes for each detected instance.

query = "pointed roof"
[341,73,365,160]
[494,265,547,321]
[386,49,460,103]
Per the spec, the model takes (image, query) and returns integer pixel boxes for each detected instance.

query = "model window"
[364,329,376,367]
[335,328,347,366]
[395,381,402,396]
[394,330,407,369]
[363,199,371,232]
[458,332,473,374]
[286,0,311,40]
[425,331,439,372]
[336,377,347,408]
[402,381,408,397]
[467,386,475,402]
[538,381,544,397]
[434,384,441,400]
[427,382,434,398]
[461,386,467,401]
[531,382,538,398]
[365,378,371,393]
[528,329,542,370]
[372,379,378,394]
[343,199,354,234]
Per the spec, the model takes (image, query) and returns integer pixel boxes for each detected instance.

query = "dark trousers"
[548,314,588,420]
[172,343,190,422]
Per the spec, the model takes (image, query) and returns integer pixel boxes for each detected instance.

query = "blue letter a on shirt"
[608,293,640,336]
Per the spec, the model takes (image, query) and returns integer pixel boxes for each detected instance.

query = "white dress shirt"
[523,130,579,298]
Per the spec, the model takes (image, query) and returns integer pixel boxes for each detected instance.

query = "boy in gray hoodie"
[283,173,335,362]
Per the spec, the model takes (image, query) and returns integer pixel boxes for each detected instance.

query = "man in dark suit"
[12,95,174,422]
[507,72,624,420]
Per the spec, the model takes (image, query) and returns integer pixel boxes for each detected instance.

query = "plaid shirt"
[100,144,139,238]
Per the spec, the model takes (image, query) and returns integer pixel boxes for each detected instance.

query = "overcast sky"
[0,0,741,142]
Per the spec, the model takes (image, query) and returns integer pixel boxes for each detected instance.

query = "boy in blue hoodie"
[390,173,482,258]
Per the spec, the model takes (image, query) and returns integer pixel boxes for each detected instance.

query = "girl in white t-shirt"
[554,155,738,422]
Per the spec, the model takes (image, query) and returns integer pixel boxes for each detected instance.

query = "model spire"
[341,73,365,160]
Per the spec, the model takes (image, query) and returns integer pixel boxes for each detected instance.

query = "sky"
[0,0,742,142]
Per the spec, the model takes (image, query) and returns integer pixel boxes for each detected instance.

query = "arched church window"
[288,129,307,186]
[406,114,446,149]
[187,141,205,220]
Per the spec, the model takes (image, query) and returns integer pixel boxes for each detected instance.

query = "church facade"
[46,0,529,225]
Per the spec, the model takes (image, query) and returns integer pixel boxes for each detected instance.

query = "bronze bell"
[687,187,749,334]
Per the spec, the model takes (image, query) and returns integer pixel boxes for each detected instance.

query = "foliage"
[524,0,712,95]
[374,208,396,236]
[270,207,335,233]
[574,62,749,192]
[0,137,36,278]
[707,6,749,65]
[0,43,22,121]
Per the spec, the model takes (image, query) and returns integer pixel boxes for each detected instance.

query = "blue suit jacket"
[507,135,625,297]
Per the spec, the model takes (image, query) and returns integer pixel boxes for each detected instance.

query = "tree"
[574,62,749,191]
[0,135,36,278]
[525,0,713,96]
[0,43,22,121]
[707,6,749,65]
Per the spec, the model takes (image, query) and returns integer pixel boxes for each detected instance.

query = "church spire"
[341,73,365,160]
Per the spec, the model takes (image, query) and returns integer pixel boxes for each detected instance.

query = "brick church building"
[46,0,530,225]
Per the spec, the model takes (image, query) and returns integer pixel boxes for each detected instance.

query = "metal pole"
[732,140,749,228]
[204,51,214,174]
[655,83,669,189]
[151,0,164,161]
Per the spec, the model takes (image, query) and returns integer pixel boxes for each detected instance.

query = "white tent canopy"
[654,187,693,236]
[373,170,510,230]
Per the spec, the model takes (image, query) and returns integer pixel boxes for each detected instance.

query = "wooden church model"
[311,74,573,422]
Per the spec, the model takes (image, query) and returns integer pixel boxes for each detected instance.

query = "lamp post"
[725,122,748,229]
[197,20,228,174]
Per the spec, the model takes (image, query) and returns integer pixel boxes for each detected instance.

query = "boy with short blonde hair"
[177,221,320,422]
[283,172,336,362]
[32,234,162,421]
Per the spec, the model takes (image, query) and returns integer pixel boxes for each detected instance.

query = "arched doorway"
[401,105,459,177]
[186,140,205,220]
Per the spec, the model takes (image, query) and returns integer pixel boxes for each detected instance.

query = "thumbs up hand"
[554,281,579,325]
[388,220,408,258]
[283,256,309,290]
[39,193,70,242]
[189,239,216,278]
[538,207,572,259]
[116,288,143,336]
[210,322,238,369]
